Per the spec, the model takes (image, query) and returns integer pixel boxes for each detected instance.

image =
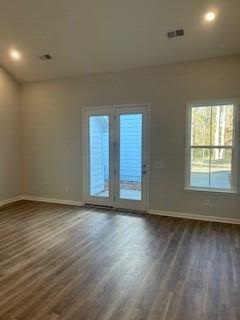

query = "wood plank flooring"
[0,201,240,320]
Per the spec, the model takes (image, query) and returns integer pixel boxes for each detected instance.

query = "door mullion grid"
[113,111,117,206]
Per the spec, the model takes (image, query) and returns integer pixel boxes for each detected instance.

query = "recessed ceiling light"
[205,12,216,22]
[10,50,21,60]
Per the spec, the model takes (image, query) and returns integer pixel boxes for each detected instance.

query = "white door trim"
[114,105,150,211]
[82,103,150,211]
[82,107,115,207]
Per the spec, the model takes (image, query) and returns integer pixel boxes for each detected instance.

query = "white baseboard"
[148,209,240,225]
[22,196,85,207]
[1,196,239,225]
[0,196,23,207]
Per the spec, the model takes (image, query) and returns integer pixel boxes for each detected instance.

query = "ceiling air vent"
[39,54,52,61]
[167,29,184,39]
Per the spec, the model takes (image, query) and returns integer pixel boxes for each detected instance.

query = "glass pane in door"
[89,115,109,197]
[119,114,143,200]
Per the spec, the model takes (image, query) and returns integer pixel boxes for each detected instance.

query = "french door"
[83,105,149,211]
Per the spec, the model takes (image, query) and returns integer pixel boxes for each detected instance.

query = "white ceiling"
[0,0,240,82]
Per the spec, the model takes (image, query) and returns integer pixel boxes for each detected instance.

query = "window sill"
[184,187,238,196]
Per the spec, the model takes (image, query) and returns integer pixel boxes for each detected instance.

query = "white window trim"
[185,99,239,194]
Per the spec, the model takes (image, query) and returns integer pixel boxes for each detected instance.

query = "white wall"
[21,55,240,219]
[0,65,21,202]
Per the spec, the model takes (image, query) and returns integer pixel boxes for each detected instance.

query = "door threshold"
[85,204,113,210]
[84,204,147,214]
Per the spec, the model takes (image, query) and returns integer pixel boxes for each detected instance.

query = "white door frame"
[82,103,150,212]
[82,107,115,207]
[114,105,150,211]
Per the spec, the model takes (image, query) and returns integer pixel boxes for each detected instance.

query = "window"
[185,101,239,193]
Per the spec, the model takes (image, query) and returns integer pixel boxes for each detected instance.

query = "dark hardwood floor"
[0,201,239,320]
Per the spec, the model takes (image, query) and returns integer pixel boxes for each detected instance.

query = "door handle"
[143,164,146,175]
